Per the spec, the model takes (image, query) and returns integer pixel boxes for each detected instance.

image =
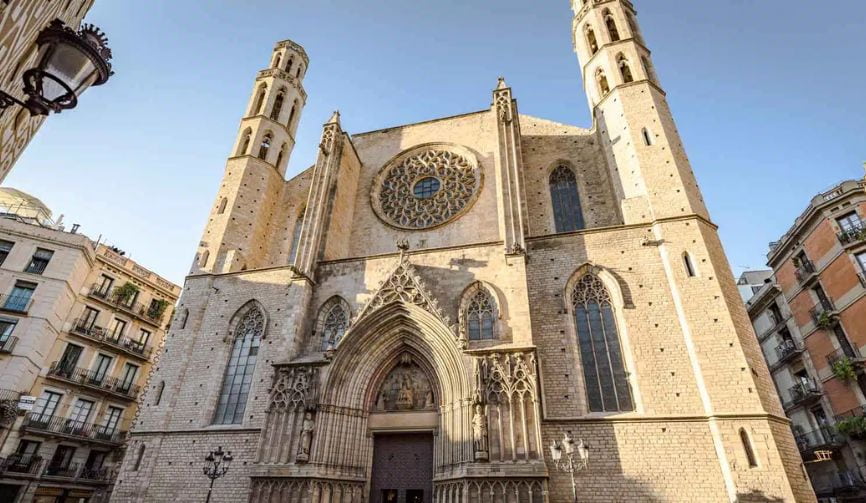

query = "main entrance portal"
[370,433,434,503]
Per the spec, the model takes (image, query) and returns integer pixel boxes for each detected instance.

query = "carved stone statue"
[396,377,415,410]
[296,412,315,462]
[424,389,434,409]
[472,404,489,461]
[376,390,387,411]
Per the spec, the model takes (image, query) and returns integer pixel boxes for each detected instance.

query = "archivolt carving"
[371,144,482,230]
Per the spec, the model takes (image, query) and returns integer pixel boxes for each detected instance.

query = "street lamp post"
[0,19,113,116]
[202,446,233,503]
[549,432,590,503]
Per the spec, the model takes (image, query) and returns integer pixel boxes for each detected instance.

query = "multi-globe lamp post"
[549,432,590,503]
[203,446,233,503]
[0,19,113,116]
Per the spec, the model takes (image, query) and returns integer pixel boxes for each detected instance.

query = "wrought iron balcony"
[785,378,822,410]
[87,283,166,326]
[0,388,20,427]
[71,317,153,360]
[838,223,866,247]
[810,300,838,329]
[0,335,16,353]
[813,469,866,494]
[771,339,804,370]
[794,426,844,455]
[795,259,818,284]
[43,462,79,478]
[0,454,43,476]
[47,362,140,400]
[0,293,33,314]
[827,349,866,369]
[22,413,126,445]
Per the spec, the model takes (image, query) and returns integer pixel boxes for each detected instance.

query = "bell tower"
[572,0,708,224]
[193,40,308,275]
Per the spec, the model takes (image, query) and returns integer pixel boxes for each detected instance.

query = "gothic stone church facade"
[112,1,815,502]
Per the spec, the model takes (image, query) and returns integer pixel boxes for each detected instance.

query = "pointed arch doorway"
[367,352,439,503]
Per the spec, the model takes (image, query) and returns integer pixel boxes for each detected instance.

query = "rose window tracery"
[371,145,482,230]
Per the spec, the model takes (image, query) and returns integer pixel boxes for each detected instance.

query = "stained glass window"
[320,303,348,350]
[213,306,264,424]
[550,166,585,233]
[466,288,496,341]
[572,274,633,412]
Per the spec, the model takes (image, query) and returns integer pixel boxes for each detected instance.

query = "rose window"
[371,144,482,230]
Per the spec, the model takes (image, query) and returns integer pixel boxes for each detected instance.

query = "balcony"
[838,223,866,248]
[22,413,126,445]
[87,283,167,327]
[794,426,844,456]
[784,378,822,410]
[47,362,141,401]
[0,389,20,426]
[0,455,110,485]
[42,462,111,484]
[71,318,153,360]
[0,293,33,314]
[0,335,17,353]
[813,469,866,496]
[827,349,866,369]
[795,259,818,285]
[0,454,43,476]
[810,301,839,330]
[770,339,804,370]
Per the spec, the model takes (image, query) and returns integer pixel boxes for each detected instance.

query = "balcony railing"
[838,223,866,247]
[0,388,20,426]
[47,362,141,400]
[71,318,153,360]
[0,293,33,314]
[785,378,822,409]
[810,300,838,328]
[827,348,866,369]
[794,426,844,454]
[795,259,817,284]
[813,469,866,494]
[0,335,17,353]
[0,454,43,475]
[87,283,167,326]
[22,413,126,445]
[771,339,804,369]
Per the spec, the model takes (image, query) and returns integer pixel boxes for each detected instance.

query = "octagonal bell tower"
[193,40,309,275]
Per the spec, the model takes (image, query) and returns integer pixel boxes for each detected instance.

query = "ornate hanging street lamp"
[550,432,590,503]
[202,446,233,503]
[0,19,113,116]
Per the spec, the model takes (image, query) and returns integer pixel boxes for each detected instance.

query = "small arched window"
[296,65,303,78]
[199,250,210,268]
[641,127,653,146]
[287,101,298,128]
[627,14,644,45]
[318,299,349,350]
[251,84,267,116]
[258,133,272,160]
[740,428,758,468]
[213,304,266,424]
[270,91,285,121]
[272,52,281,69]
[179,308,189,329]
[585,26,599,54]
[572,273,633,412]
[285,56,294,74]
[132,444,146,471]
[289,208,305,264]
[641,56,657,83]
[275,144,287,169]
[617,54,633,83]
[683,252,697,277]
[154,381,165,406]
[595,68,610,96]
[550,165,585,233]
[464,286,497,341]
[238,129,252,156]
[217,197,228,215]
[604,10,620,41]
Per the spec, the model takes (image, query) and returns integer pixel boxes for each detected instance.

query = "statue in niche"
[472,403,489,461]
[296,412,315,463]
[372,353,435,412]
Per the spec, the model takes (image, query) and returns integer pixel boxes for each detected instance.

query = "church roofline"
[351,109,490,138]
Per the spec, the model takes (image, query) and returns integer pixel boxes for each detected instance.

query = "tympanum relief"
[374,354,436,412]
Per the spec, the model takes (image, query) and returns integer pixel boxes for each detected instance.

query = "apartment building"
[744,177,866,502]
[0,188,180,502]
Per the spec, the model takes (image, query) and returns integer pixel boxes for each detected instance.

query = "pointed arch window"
[275,143,287,169]
[213,305,265,424]
[572,274,633,412]
[154,380,165,406]
[199,250,210,268]
[289,208,305,264]
[217,197,228,215]
[740,429,758,468]
[627,14,644,45]
[550,165,585,233]
[258,133,272,160]
[270,91,285,121]
[251,84,267,116]
[465,287,497,341]
[238,129,252,156]
[287,101,298,129]
[617,54,633,83]
[285,56,294,74]
[318,299,349,351]
[684,252,697,277]
[296,65,303,78]
[595,68,610,96]
[604,10,620,42]
[272,53,281,69]
[585,26,599,55]
[641,56,657,83]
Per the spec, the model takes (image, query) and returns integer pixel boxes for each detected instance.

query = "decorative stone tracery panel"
[434,478,546,503]
[257,364,321,464]
[249,477,364,503]
[371,144,483,230]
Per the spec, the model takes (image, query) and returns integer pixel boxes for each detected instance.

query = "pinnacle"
[496,76,508,90]
[326,110,341,126]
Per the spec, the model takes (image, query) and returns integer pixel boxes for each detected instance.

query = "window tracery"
[463,286,497,341]
[549,165,585,232]
[271,91,285,121]
[571,273,633,412]
[213,303,266,424]
[371,145,482,230]
[319,300,349,351]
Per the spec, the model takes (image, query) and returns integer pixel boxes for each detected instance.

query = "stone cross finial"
[496,77,507,90]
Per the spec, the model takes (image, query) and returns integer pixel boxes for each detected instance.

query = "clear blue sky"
[6,0,865,285]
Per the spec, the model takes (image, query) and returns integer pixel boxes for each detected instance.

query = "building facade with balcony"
[0,188,180,502]
[0,0,98,182]
[743,176,866,502]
